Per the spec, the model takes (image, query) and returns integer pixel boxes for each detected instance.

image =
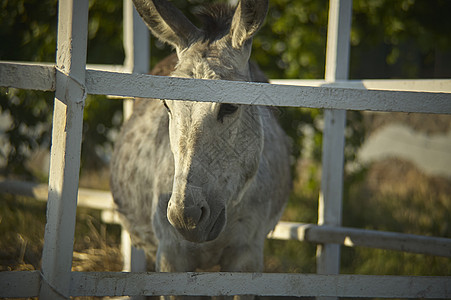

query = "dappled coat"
[110,0,291,279]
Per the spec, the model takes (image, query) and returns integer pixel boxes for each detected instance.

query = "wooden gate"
[0,0,450,298]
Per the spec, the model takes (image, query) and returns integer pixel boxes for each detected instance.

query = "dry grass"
[1,157,450,299]
[0,194,123,274]
[345,158,451,236]
[263,157,451,276]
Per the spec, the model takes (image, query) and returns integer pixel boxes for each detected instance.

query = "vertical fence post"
[122,0,149,119]
[316,0,352,297]
[39,0,89,299]
[121,0,149,288]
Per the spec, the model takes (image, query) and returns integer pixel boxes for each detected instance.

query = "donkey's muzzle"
[167,200,225,243]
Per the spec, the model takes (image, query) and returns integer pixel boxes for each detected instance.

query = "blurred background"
[1,0,450,281]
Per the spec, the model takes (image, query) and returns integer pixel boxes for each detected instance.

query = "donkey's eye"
[217,103,238,123]
[162,100,171,113]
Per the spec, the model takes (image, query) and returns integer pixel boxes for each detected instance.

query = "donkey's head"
[133,0,268,243]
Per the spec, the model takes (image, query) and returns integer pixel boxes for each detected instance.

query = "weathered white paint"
[269,222,451,257]
[3,177,450,258]
[69,272,450,298]
[1,0,451,297]
[317,0,352,283]
[2,61,449,95]
[86,64,127,72]
[0,179,114,210]
[270,79,451,93]
[4,178,450,259]
[122,0,150,121]
[316,109,346,275]
[0,271,41,298]
[84,69,451,113]
[0,61,55,91]
[120,227,147,279]
[123,0,149,75]
[348,79,451,93]
[1,271,449,298]
[121,227,133,271]
[317,112,346,226]
[1,62,450,114]
[0,65,451,298]
[101,208,123,223]
[324,1,352,82]
[121,0,150,285]
[39,0,89,299]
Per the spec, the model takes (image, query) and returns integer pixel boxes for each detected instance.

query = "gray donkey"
[110,0,291,296]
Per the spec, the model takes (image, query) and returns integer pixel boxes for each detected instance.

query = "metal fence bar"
[38,0,89,299]
[317,0,352,285]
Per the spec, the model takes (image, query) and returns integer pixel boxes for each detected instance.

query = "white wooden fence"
[1,0,451,298]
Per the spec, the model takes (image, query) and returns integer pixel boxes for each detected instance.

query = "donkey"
[110,0,291,295]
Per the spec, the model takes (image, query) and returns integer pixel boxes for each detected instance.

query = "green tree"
[2,0,450,177]
[0,0,125,176]
[1,0,57,177]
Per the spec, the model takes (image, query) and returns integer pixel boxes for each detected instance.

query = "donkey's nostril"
[184,206,202,227]
[167,203,209,230]
[199,204,210,223]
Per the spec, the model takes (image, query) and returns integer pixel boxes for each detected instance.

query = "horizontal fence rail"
[1,179,450,258]
[3,61,451,93]
[1,60,451,298]
[271,79,451,93]
[0,179,114,210]
[270,222,451,257]
[2,0,451,298]
[86,70,451,113]
[1,271,450,298]
[1,62,451,114]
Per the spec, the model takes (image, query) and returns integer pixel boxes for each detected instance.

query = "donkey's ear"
[230,0,268,48]
[132,0,201,50]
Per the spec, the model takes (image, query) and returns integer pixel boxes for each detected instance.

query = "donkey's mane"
[195,3,235,41]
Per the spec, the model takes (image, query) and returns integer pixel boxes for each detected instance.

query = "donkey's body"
[111,0,291,279]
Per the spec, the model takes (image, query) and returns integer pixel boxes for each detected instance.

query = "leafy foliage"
[2,0,450,177]
[0,0,124,176]
[351,0,451,78]
[0,89,53,177]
